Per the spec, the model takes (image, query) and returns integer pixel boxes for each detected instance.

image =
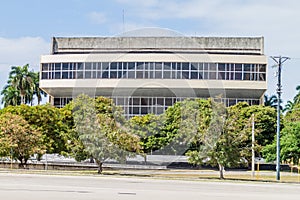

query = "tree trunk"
[218,163,225,179]
[20,94,25,104]
[143,154,147,165]
[96,160,103,174]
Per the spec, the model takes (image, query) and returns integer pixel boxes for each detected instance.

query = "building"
[40,36,267,118]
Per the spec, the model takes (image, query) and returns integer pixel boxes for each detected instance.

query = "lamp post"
[270,56,289,181]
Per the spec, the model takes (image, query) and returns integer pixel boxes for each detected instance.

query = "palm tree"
[1,85,21,107]
[33,72,47,105]
[8,64,35,104]
[284,100,295,113]
[293,85,300,105]
[264,94,283,110]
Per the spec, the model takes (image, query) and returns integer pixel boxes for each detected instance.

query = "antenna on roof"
[122,9,125,34]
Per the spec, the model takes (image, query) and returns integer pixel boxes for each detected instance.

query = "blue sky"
[0,0,299,106]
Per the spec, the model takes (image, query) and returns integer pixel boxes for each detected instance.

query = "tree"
[8,64,36,104]
[186,99,246,179]
[1,104,70,155]
[263,122,300,165]
[1,85,20,107]
[72,94,140,173]
[32,72,47,105]
[264,94,282,110]
[129,114,164,162]
[0,113,45,168]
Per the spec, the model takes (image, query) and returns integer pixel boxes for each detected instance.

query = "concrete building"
[40,36,267,117]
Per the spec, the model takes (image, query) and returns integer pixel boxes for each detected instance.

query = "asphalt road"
[0,173,299,200]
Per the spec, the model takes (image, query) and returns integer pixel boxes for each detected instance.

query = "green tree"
[1,104,70,155]
[1,85,20,107]
[0,113,45,168]
[72,94,140,173]
[264,94,282,110]
[263,122,300,165]
[8,64,36,104]
[129,114,164,162]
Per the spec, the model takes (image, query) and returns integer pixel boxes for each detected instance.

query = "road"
[0,173,299,200]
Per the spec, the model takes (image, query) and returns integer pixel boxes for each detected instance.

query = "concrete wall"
[52,37,264,55]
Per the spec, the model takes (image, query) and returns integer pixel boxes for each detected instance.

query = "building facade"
[40,36,267,117]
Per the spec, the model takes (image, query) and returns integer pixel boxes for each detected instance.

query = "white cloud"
[0,37,49,106]
[87,11,107,24]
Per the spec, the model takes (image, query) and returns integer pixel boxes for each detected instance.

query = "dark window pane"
[136,71,143,78]
[163,71,171,79]
[155,71,162,79]
[244,64,251,71]
[54,98,60,106]
[85,62,92,70]
[164,62,171,70]
[259,73,266,81]
[55,63,61,70]
[42,72,48,79]
[218,63,226,71]
[77,63,83,70]
[198,63,203,70]
[62,63,69,70]
[117,71,122,78]
[128,62,135,70]
[102,62,109,70]
[210,63,217,71]
[62,72,68,79]
[110,62,117,70]
[204,63,209,71]
[118,62,123,69]
[218,72,226,80]
[259,64,266,72]
[110,71,117,78]
[76,71,83,79]
[176,63,181,70]
[235,72,242,80]
[171,62,176,70]
[42,64,49,71]
[155,62,162,70]
[182,71,189,79]
[209,72,217,79]
[191,63,198,70]
[235,64,242,71]
[85,71,92,79]
[191,72,198,79]
[102,71,109,78]
[182,63,189,70]
[137,62,144,70]
[244,73,251,80]
[128,71,135,78]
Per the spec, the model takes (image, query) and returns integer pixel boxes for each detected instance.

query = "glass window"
[164,62,171,70]
[210,63,217,71]
[244,64,251,71]
[77,63,84,70]
[191,72,198,79]
[209,72,217,79]
[191,63,198,71]
[42,64,49,71]
[136,71,143,78]
[137,62,144,70]
[62,63,69,70]
[182,71,189,79]
[235,64,242,71]
[110,62,117,70]
[85,71,92,79]
[42,72,48,79]
[102,62,109,71]
[218,72,226,80]
[85,62,92,70]
[259,64,266,72]
[76,71,83,79]
[244,73,251,80]
[155,62,162,70]
[62,72,68,79]
[218,63,226,71]
[235,72,242,80]
[163,71,171,79]
[182,63,189,70]
[128,62,135,70]
[55,63,61,71]
[54,72,61,79]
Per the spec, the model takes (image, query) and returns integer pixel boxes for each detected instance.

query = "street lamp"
[270,56,290,181]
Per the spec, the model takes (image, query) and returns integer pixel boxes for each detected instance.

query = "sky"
[0,0,299,106]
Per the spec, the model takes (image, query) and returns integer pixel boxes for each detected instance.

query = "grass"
[1,168,300,183]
